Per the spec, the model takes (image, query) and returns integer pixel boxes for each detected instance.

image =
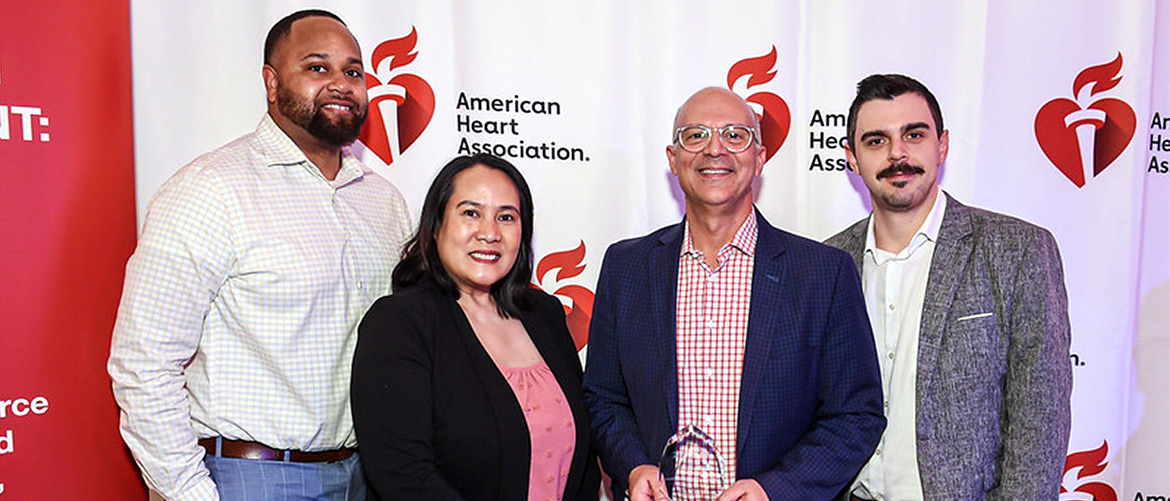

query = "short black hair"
[846,74,944,146]
[392,154,536,318]
[263,9,345,65]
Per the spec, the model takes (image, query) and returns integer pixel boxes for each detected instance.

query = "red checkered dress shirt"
[675,214,757,494]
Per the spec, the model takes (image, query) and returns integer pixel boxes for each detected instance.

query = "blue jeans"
[204,452,366,501]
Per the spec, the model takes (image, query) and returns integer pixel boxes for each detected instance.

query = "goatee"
[277,88,367,147]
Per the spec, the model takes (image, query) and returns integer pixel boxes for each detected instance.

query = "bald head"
[672,87,761,141]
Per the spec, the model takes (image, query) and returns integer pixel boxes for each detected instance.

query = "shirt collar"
[864,189,947,259]
[681,210,759,259]
[256,113,367,187]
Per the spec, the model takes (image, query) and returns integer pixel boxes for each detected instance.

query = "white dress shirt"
[851,190,946,501]
[108,114,412,500]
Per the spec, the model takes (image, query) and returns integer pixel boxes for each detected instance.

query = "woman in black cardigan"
[352,154,599,501]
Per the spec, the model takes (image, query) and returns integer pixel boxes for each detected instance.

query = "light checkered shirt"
[675,213,757,496]
[108,114,412,500]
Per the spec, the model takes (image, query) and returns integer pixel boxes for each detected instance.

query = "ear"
[843,138,860,175]
[937,129,950,165]
[263,65,279,105]
[666,144,679,175]
[752,144,766,177]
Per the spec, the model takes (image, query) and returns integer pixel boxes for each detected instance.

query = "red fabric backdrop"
[0,0,143,497]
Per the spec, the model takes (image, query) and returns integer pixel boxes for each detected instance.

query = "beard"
[277,87,367,147]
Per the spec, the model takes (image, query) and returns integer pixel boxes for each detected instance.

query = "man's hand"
[628,464,669,501]
[716,478,768,501]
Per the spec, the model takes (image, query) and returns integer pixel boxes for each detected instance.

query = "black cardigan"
[351,280,600,500]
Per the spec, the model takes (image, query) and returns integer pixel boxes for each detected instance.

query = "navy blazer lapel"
[736,211,787,454]
[917,194,975,402]
[653,223,684,428]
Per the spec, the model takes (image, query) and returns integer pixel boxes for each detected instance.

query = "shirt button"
[704,367,715,379]
[356,281,364,290]
[875,448,882,456]
[887,352,895,359]
[703,416,714,426]
[888,303,895,311]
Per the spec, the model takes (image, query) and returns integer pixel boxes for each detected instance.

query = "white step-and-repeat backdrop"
[2,1,1167,498]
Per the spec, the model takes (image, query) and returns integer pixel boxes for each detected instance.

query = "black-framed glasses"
[674,124,758,153]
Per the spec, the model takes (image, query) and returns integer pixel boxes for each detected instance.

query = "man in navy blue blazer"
[583,87,885,500]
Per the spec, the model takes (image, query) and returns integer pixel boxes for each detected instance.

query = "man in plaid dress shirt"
[584,87,885,500]
[108,10,411,500]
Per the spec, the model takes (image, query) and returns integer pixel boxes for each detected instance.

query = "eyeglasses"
[673,124,758,153]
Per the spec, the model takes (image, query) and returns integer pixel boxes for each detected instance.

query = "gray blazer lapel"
[916,194,975,413]
[828,218,868,269]
[736,212,786,454]
[653,224,684,428]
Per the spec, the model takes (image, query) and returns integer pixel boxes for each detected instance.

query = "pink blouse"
[498,360,576,501]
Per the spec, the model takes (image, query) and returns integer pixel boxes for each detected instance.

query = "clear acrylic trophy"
[657,424,732,500]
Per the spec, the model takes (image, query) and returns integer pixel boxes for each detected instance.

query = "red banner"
[0,1,142,498]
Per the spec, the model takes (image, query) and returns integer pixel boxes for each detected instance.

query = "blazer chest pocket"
[949,310,1000,350]
[955,312,993,322]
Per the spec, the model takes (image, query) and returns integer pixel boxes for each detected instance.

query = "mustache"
[318,98,361,110]
[876,162,925,179]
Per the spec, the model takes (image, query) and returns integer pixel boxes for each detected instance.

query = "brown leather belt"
[198,438,355,463]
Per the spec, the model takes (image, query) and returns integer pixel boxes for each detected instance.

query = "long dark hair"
[392,154,535,317]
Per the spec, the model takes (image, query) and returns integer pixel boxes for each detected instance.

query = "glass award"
[657,424,732,500]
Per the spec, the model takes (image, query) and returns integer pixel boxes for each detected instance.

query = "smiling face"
[666,88,766,219]
[263,15,368,147]
[436,165,523,297]
[845,92,948,214]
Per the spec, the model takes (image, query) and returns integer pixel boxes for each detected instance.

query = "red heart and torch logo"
[358,27,436,166]
[532,242,594,351]
[1060,440,1117,501]
[1035,53,1136,188]
[727,46,791,164]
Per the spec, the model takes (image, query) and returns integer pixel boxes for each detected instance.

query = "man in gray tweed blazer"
[826,74,1072,501]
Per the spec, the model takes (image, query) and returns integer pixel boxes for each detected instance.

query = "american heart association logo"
[1035,53,1136,188]
[727,46,791,164]
[532,242,593,351]
[1060,440,1117,501]
[358,27,436,166]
